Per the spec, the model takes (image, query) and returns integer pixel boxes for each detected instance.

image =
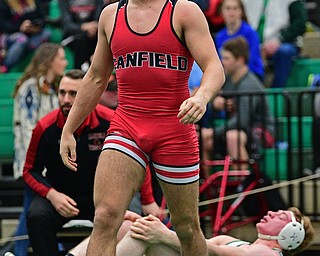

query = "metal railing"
[199,87,320,218]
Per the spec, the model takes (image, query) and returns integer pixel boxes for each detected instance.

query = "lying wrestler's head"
[256,207,314,254]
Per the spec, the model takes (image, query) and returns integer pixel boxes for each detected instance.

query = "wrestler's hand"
[130,214,172,244]
[60,131,78,171]
[178,95,206,124]
[46,189,79,218]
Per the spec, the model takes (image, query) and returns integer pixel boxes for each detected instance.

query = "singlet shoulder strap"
[118,0,127,10]
[225,240,251,247]
[169,0,178,6]
[272,248,283,256]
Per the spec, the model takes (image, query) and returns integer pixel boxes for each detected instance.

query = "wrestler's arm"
[175,0,225,124]
[60,4,116,170]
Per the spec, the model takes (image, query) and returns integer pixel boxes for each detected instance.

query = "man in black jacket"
[23,69,114,256]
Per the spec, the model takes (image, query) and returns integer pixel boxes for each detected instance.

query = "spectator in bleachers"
[59,0,104,70]
[22,69,112,256]
[99,71,118,110]
[203,0,225,35]
[13,42,67,179]
[0,0,51,73]
[242,0,307,88]
[37,0,62,27]
[12,42,67,256]
[21,70,160,256]
[201,37,274,175]
[215,0,264,81]
[188,61,203,96]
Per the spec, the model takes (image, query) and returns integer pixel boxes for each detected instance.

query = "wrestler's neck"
[254,238,282,251]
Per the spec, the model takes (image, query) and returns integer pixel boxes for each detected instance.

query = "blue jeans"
[14,186,34,256]
[3,29,51,69]
[271,43,299,88]
[3,33,28,69]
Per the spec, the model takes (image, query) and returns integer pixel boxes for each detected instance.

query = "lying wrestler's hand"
[178,96,206,124]
[124,210,142,222]
[130,214,171,244]
[60,131,78,171]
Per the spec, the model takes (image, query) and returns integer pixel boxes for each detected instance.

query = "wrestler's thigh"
[159,180,200,220]
[94,150,145,211]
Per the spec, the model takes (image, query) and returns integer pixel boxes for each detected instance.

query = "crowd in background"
[0,0,313,89]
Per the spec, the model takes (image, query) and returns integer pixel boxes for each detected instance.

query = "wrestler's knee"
[93,204,124,234]
[171,215,201,241]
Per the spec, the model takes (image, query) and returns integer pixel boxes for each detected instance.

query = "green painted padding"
[9,52,34,73]
[49,0,61,18]
[0,74,18,159]
[48,26,63,43]
[276,116,313,148]
[262,148,288,180]
[286,58,320,88]
[265,88,286,117]
[287,91,314,117]
[264,88,313,118]
[0,73,21,98]
[261,148,313,180]
[0,99,13,126]
[65,47,75,70]
[0,126,14,159]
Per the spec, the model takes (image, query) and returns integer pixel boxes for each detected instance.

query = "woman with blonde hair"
[13,42,67,256]
[13,42,67,178]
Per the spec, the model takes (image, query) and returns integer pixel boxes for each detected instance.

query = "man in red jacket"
[23,69,159,256]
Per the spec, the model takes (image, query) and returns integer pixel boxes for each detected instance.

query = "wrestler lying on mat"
[64,207,314,256]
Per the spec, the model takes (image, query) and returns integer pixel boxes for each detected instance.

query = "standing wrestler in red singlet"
[60,0,225,255]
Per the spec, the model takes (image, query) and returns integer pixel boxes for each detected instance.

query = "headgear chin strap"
[258,211,305,250]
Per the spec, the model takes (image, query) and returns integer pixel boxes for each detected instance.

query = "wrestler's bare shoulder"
[174,0,208,27]
[174,0,204,17]
[99,3,118,37]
